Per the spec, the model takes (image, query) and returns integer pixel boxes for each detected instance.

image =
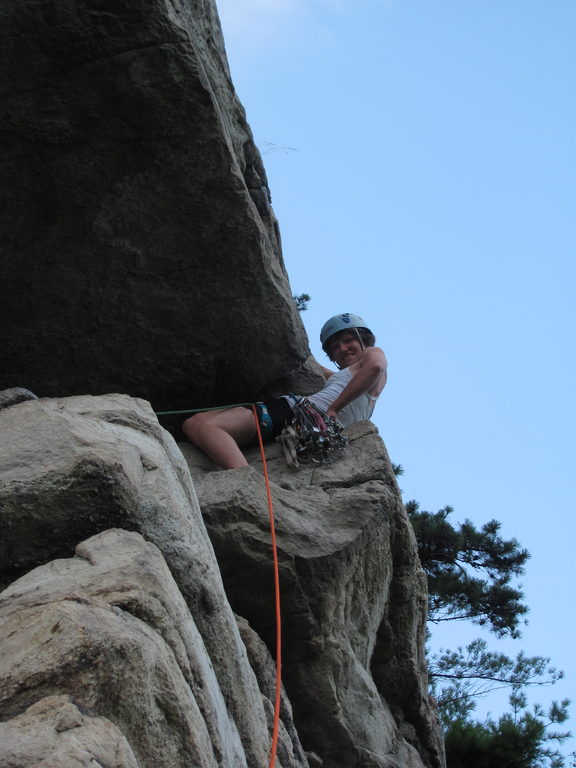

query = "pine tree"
[405,500,572,766]
[443,693,571,768]
[429,639,563,722]
[293,293,311,312]
[406,501,529,638]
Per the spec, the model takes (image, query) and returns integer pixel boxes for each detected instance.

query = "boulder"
[0,528,305,767]
[0,394,300,766]
[0,393,445,768]
[0,0,320,410]
[182,422,446,768]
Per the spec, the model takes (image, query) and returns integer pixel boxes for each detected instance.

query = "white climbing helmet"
[320,313,371,352]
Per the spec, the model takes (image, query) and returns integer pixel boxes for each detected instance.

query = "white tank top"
[305,367,378,428]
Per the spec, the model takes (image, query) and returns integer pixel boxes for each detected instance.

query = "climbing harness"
[156,401,349,469]
[276,398,349,468]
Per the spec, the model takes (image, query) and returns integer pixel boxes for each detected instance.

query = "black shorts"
[244,397,295,441]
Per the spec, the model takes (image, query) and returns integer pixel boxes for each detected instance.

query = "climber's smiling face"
[328,331,364,368]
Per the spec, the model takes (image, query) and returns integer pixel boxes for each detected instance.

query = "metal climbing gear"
[276,399,349,467]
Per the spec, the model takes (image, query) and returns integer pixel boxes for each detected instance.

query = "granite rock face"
[0,0,318,410]
[0,394,304,767]
[1,1,445,764]
[0,528,305,768]
[183,423,445,768]
[0,393,444,768]
[0,695,140,768]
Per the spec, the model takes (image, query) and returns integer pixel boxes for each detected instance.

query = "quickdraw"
[276,398,348,468]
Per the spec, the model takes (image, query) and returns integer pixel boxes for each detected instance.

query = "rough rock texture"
[0,695,140,768]
[0,394,305,767]
[0,0,320,410]
[0,528,305,767]
[236,615,308,768]
[0,393,445,768]
[182,422,445,768]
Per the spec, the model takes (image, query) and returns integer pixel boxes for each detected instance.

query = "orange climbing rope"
[251,405,282,768]
[156,404,283,765]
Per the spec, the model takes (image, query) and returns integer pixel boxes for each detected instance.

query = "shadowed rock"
[0,0,319,410]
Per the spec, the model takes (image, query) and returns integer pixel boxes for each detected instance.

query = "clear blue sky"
[216,0,575,756]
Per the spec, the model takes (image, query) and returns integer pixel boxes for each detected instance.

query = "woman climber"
[182,313,387,469]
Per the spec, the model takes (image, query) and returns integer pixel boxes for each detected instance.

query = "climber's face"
[328,331,364,368]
